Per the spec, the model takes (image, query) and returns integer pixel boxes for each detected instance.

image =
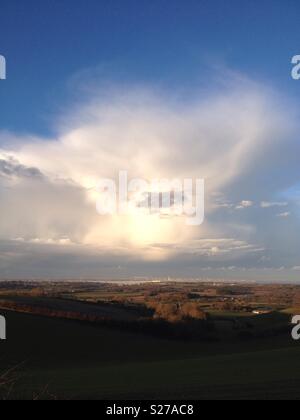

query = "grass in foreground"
[0,309,299,400]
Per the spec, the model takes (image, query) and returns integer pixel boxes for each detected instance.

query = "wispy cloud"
[261,201,288,208]
[277,212,291,218]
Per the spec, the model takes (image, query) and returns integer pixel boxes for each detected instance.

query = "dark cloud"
[0,157,44,180]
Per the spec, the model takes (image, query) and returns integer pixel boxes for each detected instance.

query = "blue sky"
[0,0,300,281]
[1,0,300,135]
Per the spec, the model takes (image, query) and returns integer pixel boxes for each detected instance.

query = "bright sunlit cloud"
[0,75,300,278]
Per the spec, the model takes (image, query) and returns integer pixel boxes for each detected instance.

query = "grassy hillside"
[0,309,300,399]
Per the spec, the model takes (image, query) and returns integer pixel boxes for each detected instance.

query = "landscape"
[1,0,300,402]
[0,280,299,400]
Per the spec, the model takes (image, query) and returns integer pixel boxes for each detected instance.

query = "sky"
[0,0,300,281]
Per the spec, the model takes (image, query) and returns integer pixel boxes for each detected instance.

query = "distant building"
[252,309,272,315]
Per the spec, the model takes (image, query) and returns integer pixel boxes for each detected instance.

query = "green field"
[0,309,300,400]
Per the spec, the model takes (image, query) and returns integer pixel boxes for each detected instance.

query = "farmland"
[0,281,299,399]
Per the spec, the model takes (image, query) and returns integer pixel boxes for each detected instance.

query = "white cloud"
[0,77,299,276]
[236,200,254,210]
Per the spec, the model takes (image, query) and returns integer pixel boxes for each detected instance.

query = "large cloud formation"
[0,77,299,280]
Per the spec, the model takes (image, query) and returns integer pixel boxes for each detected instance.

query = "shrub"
[153,302,207,322]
